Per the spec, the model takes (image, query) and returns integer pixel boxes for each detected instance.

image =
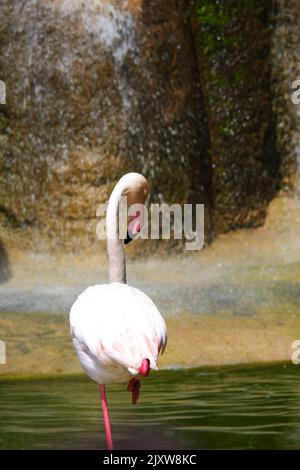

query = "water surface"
[1,364,300,449]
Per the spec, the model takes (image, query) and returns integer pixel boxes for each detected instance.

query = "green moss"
[196,3,230,27]
[191,0,276,232]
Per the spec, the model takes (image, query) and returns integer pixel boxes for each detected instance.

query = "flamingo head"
[120,173,148,245]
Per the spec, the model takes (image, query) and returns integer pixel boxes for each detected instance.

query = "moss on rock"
[192,0,279,232]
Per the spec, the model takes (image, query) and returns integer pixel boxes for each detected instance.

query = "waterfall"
[1,0,211,245]
[59,0,138,118]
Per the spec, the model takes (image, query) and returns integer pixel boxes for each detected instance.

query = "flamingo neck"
[106,182,126,284]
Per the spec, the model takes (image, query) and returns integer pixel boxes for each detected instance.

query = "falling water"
[3,0,299,249]
[59,0,138,117]
[57,0,150,177]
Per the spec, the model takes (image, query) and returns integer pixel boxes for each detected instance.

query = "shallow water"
[0,364,300,449]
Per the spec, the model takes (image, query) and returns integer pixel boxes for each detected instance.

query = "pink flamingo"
[70,173,167,449]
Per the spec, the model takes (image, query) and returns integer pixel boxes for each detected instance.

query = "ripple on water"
[1,364,300,449]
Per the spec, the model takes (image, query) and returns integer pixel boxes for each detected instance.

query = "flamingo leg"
[99,384,113,450]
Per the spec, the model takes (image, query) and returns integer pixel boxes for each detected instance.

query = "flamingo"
[69,172,167,450]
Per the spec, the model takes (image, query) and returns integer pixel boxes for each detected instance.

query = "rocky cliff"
[0,0,298,252]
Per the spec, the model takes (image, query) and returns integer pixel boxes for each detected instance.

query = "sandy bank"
[0,307,299,377]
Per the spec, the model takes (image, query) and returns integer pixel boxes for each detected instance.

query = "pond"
[0,364,300,449]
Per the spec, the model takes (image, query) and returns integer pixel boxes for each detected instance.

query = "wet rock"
[192,0,279,232]
[271,0,300,193]
[0,0,211,250]
[0,0,299,252]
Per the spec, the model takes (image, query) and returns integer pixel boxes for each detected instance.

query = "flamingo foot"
[127,377,141,404]
[127,358,151,404]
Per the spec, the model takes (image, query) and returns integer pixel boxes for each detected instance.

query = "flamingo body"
[70,282,167,384]
[69,172,167,448]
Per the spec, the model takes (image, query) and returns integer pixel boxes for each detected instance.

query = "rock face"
[0,0,299,252]
[191,0,279,233]
[271,0,300,194]
[0,0,212,250]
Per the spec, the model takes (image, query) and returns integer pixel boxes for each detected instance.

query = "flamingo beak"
[124,230,133,245]
[124,212,142,245]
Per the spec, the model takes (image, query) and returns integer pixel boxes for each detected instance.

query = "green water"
[0,364,300,450]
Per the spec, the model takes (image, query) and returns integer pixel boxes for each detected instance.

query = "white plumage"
[70,282,167,384]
